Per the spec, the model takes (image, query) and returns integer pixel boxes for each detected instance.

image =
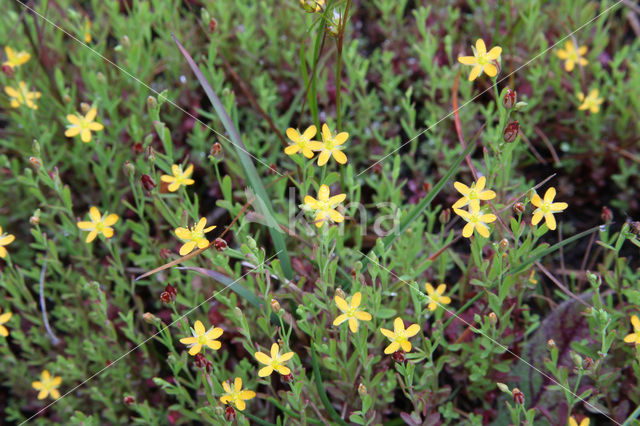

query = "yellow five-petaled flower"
[577,89,603,114]
[424,283,451,311]
[304,184,346,228]
[556,40,588,72]
[65,107,104,143]
[4,82,41,110]
[333,291,372,332]
[285,125,323,159]
[174,217,216,256]
[220,377,256,411]
[77,206,119,243]
[254,343,295,377]
[32,370,62,400]
[0,226,16,259]
[623,315,640,345]
[317,124,348,166]
[568,416,590,426]
[458,38,502,81]
[0,308,12,337]
[453,204,497,238]
[3,46,31,69]
[161,164,195,192]
[179,320,223,356]
[380,317,421,354]
[452,176,496,211]
[530,187,567,231]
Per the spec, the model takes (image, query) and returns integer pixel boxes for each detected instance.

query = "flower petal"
[318,185,330,201]
[393,317,404,334]
[462,222,474,238]
[483,62,498,77]
[317,150,330,166]
[85,107,97,122]
[532,210,544,226]
[384,341,400,354]
[435,284,447,295]
[279,351,295,362]
[284,144,300,155]
[102,213,119,227]
[179,241,197,255]
[258,366,273,377]
[545,212,557,230]
[270,343,279,359]
[544,187,556,204]
[333,313,348,326]
[475,39,487,56]
[348,318,358,332]
[332,149,347,164]
[254,351,271,365]
[194,320,205,336]
[351,292,362,308]
[405,324,421,337]
[334,296,349,312]
[486,46,502,60]
[286,128,300,143]
[468,64,482,81]
[632,315,640,330]
[379,327,395,339]
[458,55,477,65]
[234,377,242,392]
[355,311,372,321]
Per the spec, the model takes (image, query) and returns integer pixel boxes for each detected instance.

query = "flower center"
[324,137,335,150]
[430,294,440,303]
[271,359,281,369]
[190,227,204,241]
[198,334,207,345]
[477,54,488,65]
[346,307,357,317]
[95,221,104,232]
[540,202,551,214]
[395,333,407,344]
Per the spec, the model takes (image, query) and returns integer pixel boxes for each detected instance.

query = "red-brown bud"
[513,202,525,215]
[503,88,517,109]
[213,238,227,251]
[209,18,218,33]
[391,351,406,363]
[281,373,294,383]
[224,406,236,422]
[194,353,207,368]
[601,206,612,223]
[210,142,222,156]
[503,121,520,143]
[141,174,156,191]
[372,163,383,174]
[1,64,14,77]
[132,142,144,154]
[159,248,172,259]
[512,388,525,405]
[123,395,135,405]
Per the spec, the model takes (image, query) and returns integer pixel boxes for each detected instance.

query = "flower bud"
[63,93,72,103]
[270,298,281,313]
[200,8,210,23]
[512,388,525,405]
[583,356,594,370]
[503,88,517,109]
[29,156,42,168]
[30,214,40,226]
[80,102,91,114]
[326,10,342,37]
[123,161,135,178]
[210,142,222,156]
[123,395,135,405]
[142,312,158,324]
[498,238,509,252]
[488,312,498,325]
[515,101,528,110]
[357,383,367,396]
[630,221,640,236]
[439,208,451,224]
[547,339,556,349]
[570,351,583,368]
[214,237,227,251]
[300,0,323,13]
[281,373,294,383]
[121,35,131,49]
[268,163,278,175]
[496,382,510,393]
[209,18,218,33]
[97,72,106,83]
[141,174,156,191]
[503,121,520,143]
[335,288,345,299]
[194,353,207,368]
[391,350,406,363]
[601,206,612,223]
[224,406,236,422]
[1,64,14,77]
[513,202,525,215]
[147,96,158,110]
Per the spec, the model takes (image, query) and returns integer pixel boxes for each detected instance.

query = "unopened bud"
[80,102,91,114]
[1,64,14,77]
[281,373,294,383]
[194,353,207,368]
[141,174,156,191]
[300,0,323,13]
[224,406,236,422]
[335,288,345,299]
[123,395,135,405]
[503,88,517,109]
[515,101,528,110]
[96,72,106,83]
[439,208,451,224]
[210,142,222,157]
[601,206,613,223]
[142,312,158,324]
[503,121,520,143]
[512,388,525,405]
[121,35,130,49]
[630,221,640,236]
[62,93,72,103]
[147,96,158,110]
[488,312,497,325]
[583,357,594,370]
[200,8,210,23]
[214,238,227,251]
[29,156,42,168]
[496,382,510,393]
[357,383,367,396]
[270,298,281,313]
[123,161,135,178]
[209,18,218,33]
[326,10,342,37]
[498,238,509,252]
[547,339,556,349]
[29,214,40,226]
[570,351,583,368]
[513,202,525,215]
[391,350,406,363]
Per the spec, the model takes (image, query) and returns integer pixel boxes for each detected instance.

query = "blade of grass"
[311,343,349,426]
[172,33,293,279]
[360,130,480,271]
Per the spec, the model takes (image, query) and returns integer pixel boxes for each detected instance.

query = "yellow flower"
[453,204,497,238]
[530,187,567,231]
[0,226,16,259]
[284,125,323,158]
[568,416,590,426]
[77,206,119,243]
[556,40,588,72]
[623,315,640,345]
[3,46,31,69]
[303,184,346,228]
[528,270,538,285]
[333,291,372,332]
[160,164,195,192]
[179,320,223,356]
[0,308,12,337]
[174,217,216,256]
[83,18,92,43]
[4,82,41,110]
[254,343,295,377]
[32,370,62,400]
[379,317,421,354]
[457,38,502,81]
[220,377,256,411]
[424,283,451,311]
[317,124,348,166]
[300,0,325,13]
[577,89,603,114]
[65,107,104,143]
[452,176,496,211]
